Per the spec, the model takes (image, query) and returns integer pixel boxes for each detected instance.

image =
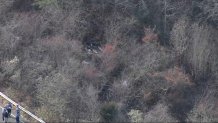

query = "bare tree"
[171,17,190,57]
[171,17,217,80]
[192,0,218,27]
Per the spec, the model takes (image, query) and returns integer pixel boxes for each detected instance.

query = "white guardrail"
[0,92,45,123]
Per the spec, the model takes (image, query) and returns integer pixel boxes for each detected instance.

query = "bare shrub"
[100,102,118,122]
[125,74,170,112]
[11,12,42,45]
[110,78,130,103]
[166,84,196,122]
[162,0,191,29]
[36,105,61,122]
[142,27,158,43]
[0,0,13,13]
[0,27,20,58]
[0,0,13,23]
[82,65,102,80]
[0,56,19,75]
[104,12,138,43]
[128,109,143,122]
[12,0,35,11]
[144,103,177,122]
[188,88,218,122]
[99,43,118,73]
[203,0,218,27]
[37,35,83,69]
[62,9,84,39]
[148,66,193,85]
[114,39,175,112]
[34,0,58,9]
[119,42,174,80]
[36,72,74,121]
[19,59,53,93]
[34,0,84,40]
[37,71,100,122]
[35,40,99,121]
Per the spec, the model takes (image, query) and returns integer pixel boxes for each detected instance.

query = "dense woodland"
[0,0,218,122]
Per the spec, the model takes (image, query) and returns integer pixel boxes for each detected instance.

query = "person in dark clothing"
[5,103,12,117]
[2,107,5,121]
[2,107,8,122]
[16,105,20,123]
